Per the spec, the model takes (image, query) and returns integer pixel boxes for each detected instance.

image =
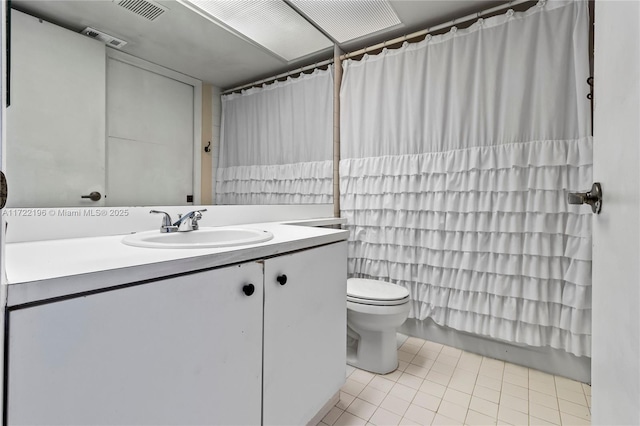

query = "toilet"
[346,278,411,374]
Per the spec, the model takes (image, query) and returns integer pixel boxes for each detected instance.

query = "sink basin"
[122,227,274,249]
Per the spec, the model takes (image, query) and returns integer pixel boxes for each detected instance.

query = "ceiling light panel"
[180,0,333,61]
[289,0,401,43]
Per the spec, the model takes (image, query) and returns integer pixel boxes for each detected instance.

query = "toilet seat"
[347,278,410,306]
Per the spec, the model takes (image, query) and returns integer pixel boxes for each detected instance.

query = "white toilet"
[346,278,411,374]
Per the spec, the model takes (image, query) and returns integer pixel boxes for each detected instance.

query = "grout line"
[338,337,591,426]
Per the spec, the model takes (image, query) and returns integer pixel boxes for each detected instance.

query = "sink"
[122,227,274,249]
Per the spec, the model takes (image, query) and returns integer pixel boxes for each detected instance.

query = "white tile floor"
[321,336,591,426]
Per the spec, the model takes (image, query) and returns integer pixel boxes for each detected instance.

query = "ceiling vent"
[81,27,128,49]
[114,0,167,21]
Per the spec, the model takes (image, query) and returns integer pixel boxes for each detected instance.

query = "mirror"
[6,2,334,208]
[7,8,202,208]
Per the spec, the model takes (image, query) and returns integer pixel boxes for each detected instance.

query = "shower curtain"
[216,68,333,204]
[340,1,592,357]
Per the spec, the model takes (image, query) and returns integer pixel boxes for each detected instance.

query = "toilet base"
[346,327,399,375]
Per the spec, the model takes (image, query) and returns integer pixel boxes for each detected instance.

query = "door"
[6,263,263,425]
[263,242,347,425]
[6,10,106,207]
[591,1,640,424]
[0,0,8,415]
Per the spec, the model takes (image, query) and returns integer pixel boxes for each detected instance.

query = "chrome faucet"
[150,210,178,233]
[150,209,207,233]
[173,209,207,231]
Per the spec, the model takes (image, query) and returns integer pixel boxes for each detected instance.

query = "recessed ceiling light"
[178,0,333,62]
[289,0,402,43]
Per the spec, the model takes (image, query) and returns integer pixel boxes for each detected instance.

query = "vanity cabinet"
[5,241,347,425]
[7,262,264,425]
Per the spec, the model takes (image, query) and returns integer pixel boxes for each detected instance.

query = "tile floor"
[321,336,591,426]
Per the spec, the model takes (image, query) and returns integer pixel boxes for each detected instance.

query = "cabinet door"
[263,242,347,425]
[7,263,263,425]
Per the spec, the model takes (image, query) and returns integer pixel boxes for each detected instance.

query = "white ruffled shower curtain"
[215,68,333,204]
[340,1,592,357]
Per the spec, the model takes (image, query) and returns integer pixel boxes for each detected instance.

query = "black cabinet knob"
[276,274,288,285]
[242,284,255,296]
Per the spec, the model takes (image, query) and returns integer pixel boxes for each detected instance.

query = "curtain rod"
[341,0,535,60]
[222,57,334,95]
[222,0,534,95]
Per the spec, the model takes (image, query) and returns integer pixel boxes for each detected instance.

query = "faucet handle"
[150,210,178,233]
[191,209,207,230]
[177,209,207,219]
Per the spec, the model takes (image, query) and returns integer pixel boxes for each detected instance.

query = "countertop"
[6,221,349,307]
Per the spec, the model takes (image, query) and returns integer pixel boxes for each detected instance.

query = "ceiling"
[11,0,506,90]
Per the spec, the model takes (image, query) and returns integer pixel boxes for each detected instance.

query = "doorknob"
[568,182,602,214]
[0,171,7,209]
[81,191,102,202]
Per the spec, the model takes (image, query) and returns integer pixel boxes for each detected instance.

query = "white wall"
[591,1,640,424]
[106,56,195,206]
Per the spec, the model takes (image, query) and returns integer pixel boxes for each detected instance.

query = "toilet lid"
[347,278,410,306]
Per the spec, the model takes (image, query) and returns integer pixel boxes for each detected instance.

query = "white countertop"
[6,221,349,307]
